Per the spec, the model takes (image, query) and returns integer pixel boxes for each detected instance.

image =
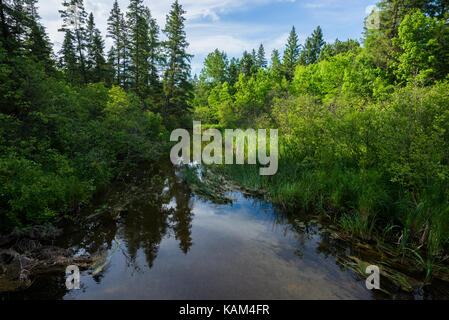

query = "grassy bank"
[213,160,449,280]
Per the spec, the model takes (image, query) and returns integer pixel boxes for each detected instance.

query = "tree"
[201,49,228,84]
[299,26,325,65]
[270,49,283,81]
[21,0,53,68]
[162,0,192,118]
[148,13,162,98]
[59,29,78,82]
[107,0,124,86]
[228,57,240,86]
[127,0,151,97]
[256,44,267,69]
[283,26,301,80]
[240,50,256,76]
[59,0,88,83]
[393,10,449,83]
[318,39,360,61]
[86,13,106,83]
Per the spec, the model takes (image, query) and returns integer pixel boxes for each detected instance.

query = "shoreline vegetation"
[1,0,449,296]
[187,2,449,286]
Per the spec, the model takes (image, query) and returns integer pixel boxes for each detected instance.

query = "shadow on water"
[2,161,449,300]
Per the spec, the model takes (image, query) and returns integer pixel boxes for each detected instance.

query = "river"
[3,162,448,300]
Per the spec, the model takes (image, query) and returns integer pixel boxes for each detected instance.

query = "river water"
[4,163,449,300]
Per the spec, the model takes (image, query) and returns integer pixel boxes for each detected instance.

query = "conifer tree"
[59,0,88,83]
[283,26,301,80]
[162,0,192,117]
[256,44,267,69]
[59,29,79,82]
[107,0,124,86]
[299,26,325,65]
[270,49,283,80]
[240,50,256,76]
[127,0,150,96]
[86,12,106,82]
[148,13,162,97]
[228,57,240,86]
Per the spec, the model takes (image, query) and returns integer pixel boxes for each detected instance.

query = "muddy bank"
[0,226,93,292]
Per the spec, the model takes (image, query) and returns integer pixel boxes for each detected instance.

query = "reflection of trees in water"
[98,163,196,270]
[169,176,194,255]
[57,163,195,276]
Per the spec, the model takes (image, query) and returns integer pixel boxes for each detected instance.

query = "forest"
[1,0,449,284]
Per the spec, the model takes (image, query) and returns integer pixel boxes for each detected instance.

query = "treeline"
[0,0,192,228]
[194,0,449,272]
[59,0,192,120]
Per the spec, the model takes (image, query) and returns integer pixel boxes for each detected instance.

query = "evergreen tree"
[256,44,267,69]
[86,13,106,83]
[59,0,88,83]
[148,13,162,96]
[283,26,301,80]
[299,26,325,65]
[162,0,192,117]
[127,0,150,96]
[0,0,12,52]
[228,57,240,86]
[201,49,228,84]
[120,14,130,90]
[270,49,283,79]
[318,39,360,61]
[107,0,125,86]
[59,29,79,82]
[240,50,256,76]
[21,0,53,67]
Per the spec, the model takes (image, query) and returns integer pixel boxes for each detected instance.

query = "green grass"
[213,158,449,280]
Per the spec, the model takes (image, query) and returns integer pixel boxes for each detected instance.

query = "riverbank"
[207,163,449,291]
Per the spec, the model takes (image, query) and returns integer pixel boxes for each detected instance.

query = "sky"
[38,0,377,75]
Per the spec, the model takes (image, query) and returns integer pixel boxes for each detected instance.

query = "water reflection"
[3,163,448,300]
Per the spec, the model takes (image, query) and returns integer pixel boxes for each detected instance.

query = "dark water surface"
[4,163,448,300]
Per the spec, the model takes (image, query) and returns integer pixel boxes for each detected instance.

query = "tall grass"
[214,158,449,276]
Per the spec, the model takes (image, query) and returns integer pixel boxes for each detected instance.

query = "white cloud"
[39,0,294,53]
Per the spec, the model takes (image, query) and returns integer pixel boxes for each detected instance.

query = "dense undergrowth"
[192,6,449,277]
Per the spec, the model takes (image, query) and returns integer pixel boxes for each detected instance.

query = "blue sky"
[38,0,377,74]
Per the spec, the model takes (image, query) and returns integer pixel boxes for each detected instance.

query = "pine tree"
[127,0,150,96]
[20,0,53,67]
[299,26,325,65]
[228,57,240,86]
[148,13,162,97]
[240,50,256,76]
[86,13,106,83]
[283,26,301,81]
[0,0,12,52]
[270,49,283,80]
[162,0,192,117]
[59,29,79,82]
[59,0,88,83]
[120,14,130,90]
[107,0,124,86]
[256,44,267,69]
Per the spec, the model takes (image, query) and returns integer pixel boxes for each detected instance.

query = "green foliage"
[393,10,449,83]
[282,26,301,81]
[162,0,193,118]
[194,4,449,270]
[299,26,325,66]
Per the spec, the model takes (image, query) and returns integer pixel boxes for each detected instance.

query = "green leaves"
[393,11,449,84]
